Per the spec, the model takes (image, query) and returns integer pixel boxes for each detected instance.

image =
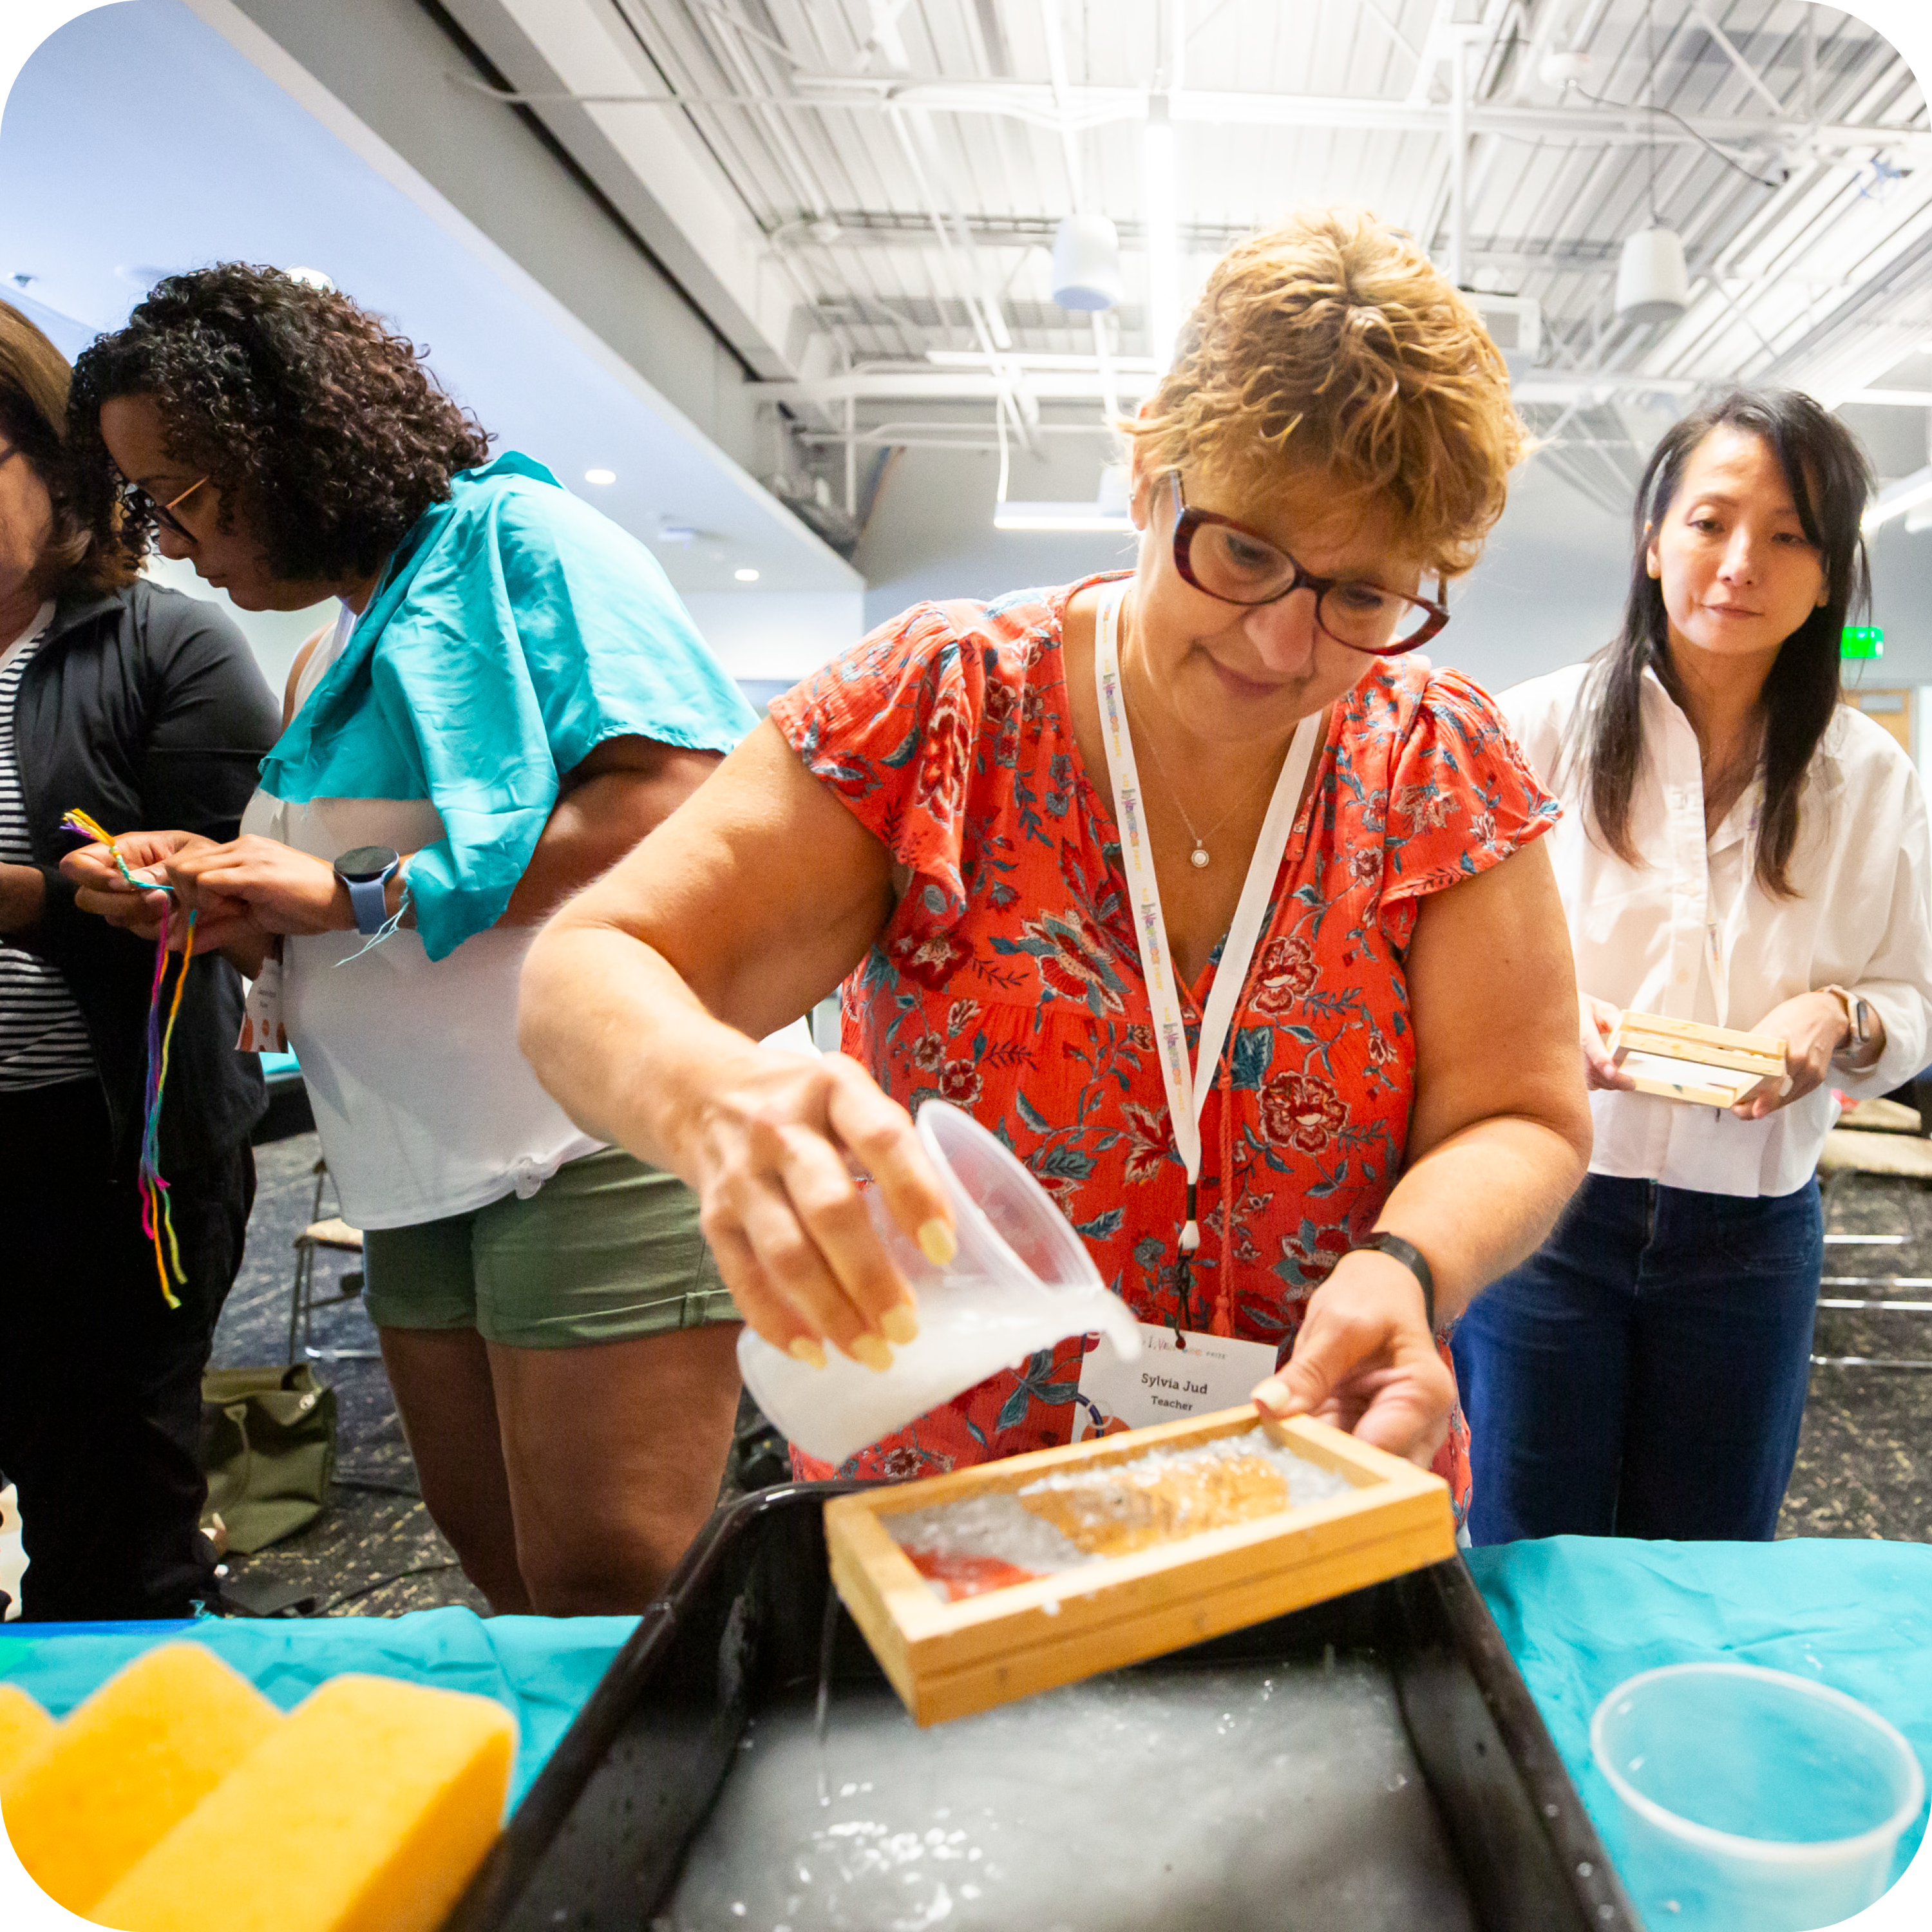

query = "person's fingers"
[73,885,169,934]
[822,1056,954,1264]
[1253,1291,1382,1421]
[719,1168,889,1369]
[769,1119,916,1341]
[703,1220,824,1365]
[1254,1287,1451,1468]
[61,845,142,892]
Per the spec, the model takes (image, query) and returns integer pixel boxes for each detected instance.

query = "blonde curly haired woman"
[520,208,1593,1520]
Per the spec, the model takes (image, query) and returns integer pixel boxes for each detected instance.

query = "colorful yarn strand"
[60,810,196,1308]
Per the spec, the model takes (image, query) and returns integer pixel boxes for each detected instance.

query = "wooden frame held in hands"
[824,1405,1457,1727]
[1607,1009,1788,1110]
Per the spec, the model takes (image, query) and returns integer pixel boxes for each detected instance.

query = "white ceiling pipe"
[757,368,1707,408]
[1864,464,1932,533]
[1142,93,1182,372]
[768,77,1932,158]
[1449,28,1472,287]
[559,74,1932,161]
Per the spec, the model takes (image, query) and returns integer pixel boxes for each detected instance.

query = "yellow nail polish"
[788,1336,826,1370]
[916,1218,958,1266]
[849,1333,894,1373]
[879,1302,920,1346]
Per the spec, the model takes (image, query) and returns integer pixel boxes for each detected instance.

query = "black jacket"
[5,581,283,1168]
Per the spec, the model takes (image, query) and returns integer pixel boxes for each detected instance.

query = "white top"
[1502,660,1932,1198]
[242,604,599,1229]
[247,606,815,1230]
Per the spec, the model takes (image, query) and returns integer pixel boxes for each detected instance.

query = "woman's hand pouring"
[687,1046,955,1372]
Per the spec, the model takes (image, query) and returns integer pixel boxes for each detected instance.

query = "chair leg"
[288,1245,309,1368]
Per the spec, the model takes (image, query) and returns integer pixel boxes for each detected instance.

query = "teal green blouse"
[257,453,755,960]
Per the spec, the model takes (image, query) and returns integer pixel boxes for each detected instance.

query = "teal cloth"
[1469,1537,1932,1902]
[0,1607,634,1810]
[6,1540,1925,1891]
[257,452,755,961]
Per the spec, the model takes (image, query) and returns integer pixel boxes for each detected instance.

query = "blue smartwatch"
[332,845,401,936]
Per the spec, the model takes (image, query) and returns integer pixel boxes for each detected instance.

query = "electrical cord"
[1562,78,1790,193]
[331,1476,424,1499]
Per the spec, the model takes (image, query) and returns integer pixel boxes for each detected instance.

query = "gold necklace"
[1121,655,1282,869]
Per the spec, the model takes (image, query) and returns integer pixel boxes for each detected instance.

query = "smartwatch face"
[335,845,399,883]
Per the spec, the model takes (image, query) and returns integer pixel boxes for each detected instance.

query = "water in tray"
[659,1658,1476,1932]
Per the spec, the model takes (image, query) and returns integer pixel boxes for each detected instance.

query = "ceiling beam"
[746,77,1932,160]
[441,0,808,379]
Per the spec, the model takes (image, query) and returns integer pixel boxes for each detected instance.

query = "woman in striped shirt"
[0,301,279,1618]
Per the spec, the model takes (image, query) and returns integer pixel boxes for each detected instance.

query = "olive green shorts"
[361,1147,738,1349]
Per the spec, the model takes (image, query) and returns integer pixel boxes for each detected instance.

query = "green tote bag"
[198,1365,337,1555]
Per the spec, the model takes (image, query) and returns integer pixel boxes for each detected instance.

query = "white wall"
[856,439,1137,631]
[679,589,867,684]
[853,438,1633,700]
[1430,464,1630,698]
[144,554,332,702]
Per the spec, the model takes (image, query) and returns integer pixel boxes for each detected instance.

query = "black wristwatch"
[1356,1231,1436,1334]
[332,845,401,936]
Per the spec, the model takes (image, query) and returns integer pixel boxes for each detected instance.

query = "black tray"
[444,1482,1642,1932]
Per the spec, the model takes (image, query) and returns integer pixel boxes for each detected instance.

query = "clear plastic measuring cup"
[736,1101,1142,1466]
[1591,1662,1925,1931]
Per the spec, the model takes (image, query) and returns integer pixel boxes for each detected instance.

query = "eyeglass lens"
[132,487,192,540]
[1182,520,1434,650]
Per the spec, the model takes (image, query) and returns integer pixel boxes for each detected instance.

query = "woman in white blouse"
[1455,388,1932,1544]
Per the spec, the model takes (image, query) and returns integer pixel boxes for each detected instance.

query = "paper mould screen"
[884,1431,1363,1602]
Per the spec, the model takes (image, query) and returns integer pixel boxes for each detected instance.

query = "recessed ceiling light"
[734,567,761,582]
[584,468,617,486]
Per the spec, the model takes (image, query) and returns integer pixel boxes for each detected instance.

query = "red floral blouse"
[770,574,1558,1519]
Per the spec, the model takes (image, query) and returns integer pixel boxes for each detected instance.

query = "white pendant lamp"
[1050,213,1123,312]
[1615,225,1689,327]
[1615,0,1688,330]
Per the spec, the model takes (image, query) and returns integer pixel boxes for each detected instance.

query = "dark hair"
[0,301,137,598]
[66,264,492,585]
[1576,387,1872,898]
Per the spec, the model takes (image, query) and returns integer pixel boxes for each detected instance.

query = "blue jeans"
[1452,1173,1822,1545]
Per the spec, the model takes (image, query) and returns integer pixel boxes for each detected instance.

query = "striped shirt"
[0,600,94,1090]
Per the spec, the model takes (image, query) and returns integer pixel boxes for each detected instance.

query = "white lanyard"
[1093,582,1321,1254]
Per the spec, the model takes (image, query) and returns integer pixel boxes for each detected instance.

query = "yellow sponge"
[95,1672,515,1932]
[0,1683,54,1788]
[1,1643,279,1913]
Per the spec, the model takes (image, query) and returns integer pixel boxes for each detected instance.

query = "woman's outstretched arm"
[518,719,952,1368]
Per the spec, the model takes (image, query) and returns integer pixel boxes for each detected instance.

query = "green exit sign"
[1843,626,1884,659]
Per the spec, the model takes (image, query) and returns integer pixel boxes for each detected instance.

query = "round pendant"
[1189,846,1211,869]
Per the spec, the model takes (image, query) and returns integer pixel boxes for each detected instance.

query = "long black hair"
[1577,388,1873,898]
[67,264,491,585]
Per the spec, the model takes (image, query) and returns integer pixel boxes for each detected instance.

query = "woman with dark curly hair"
[64,265,757,1614]
[0,299,279,1619]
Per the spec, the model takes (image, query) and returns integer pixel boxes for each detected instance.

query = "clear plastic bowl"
[737,1101,1141,1466]
[1591,1662,1925,1931]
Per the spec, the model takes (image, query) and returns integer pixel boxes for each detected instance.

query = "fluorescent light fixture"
[1864,464,1932,533]
[734,566,761,581]
[1142,94,1180,373]
[584,467,617,485]
[994,502,1133,532]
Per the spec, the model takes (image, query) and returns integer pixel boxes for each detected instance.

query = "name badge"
[1073,1323,1280,1440]
[236,948,288,1054]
